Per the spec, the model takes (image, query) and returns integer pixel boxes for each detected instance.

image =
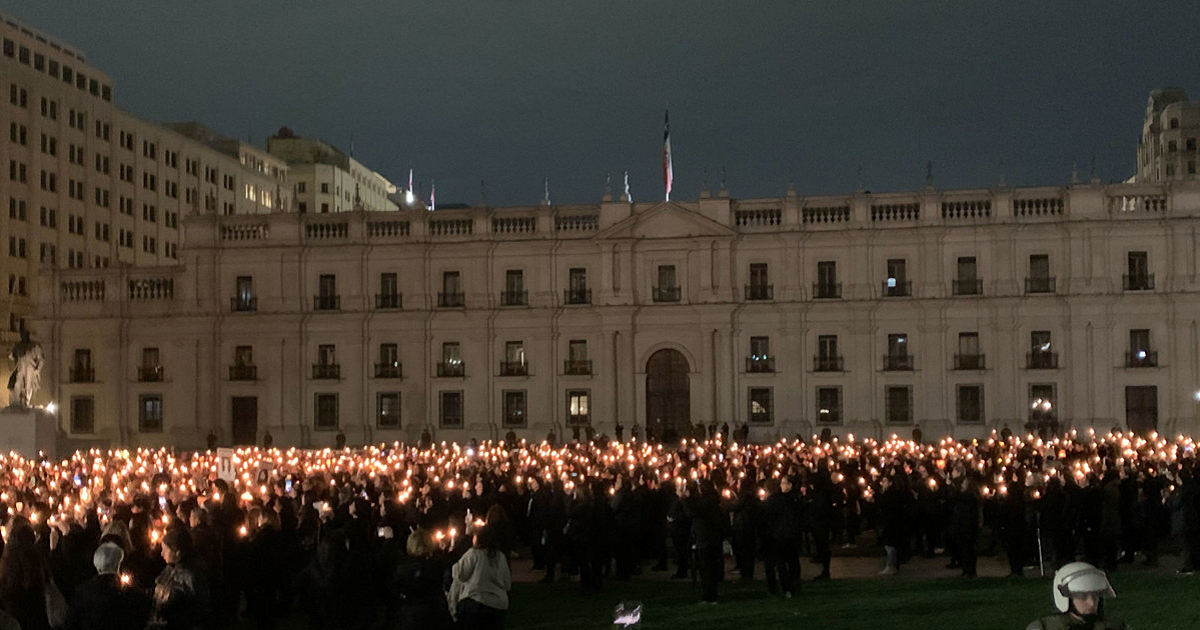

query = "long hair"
[0,523,50,596]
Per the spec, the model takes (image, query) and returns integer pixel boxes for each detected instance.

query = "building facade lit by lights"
[0,14,290,408]
[1136,88,1200,183]
[40,177,1200,449]
[266,129,399,214]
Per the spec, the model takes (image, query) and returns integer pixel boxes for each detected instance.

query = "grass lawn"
[505,571,1200,630]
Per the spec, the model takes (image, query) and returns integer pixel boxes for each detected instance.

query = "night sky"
[3,1,1198,206]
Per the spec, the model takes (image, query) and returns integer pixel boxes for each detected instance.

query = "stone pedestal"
[0,406,60,458]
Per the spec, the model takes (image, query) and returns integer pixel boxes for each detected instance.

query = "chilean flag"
[662,109,673,202]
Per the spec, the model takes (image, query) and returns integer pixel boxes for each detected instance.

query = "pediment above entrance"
[595,202,735,240]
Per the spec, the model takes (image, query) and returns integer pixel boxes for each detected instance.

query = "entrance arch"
[645,348,690,442]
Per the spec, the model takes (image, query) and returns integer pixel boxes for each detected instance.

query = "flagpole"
[662,109,673,202]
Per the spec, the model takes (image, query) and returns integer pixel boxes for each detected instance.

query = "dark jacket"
[65,573,151,630]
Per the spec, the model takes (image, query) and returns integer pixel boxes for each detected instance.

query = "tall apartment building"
[39,178,1200,449]
[0,14,290,406]
[267,129,398,214]
[1136,88,1200,183]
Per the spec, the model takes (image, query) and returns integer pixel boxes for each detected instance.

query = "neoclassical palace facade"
[37,181,1200,448]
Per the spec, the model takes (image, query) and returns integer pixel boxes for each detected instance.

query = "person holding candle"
[64,542,150,630]
[146,528,209,630]
[0,522,67,630]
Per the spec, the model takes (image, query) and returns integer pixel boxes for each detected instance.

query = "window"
[1125,251,1152,290]
[954,257,980,295]
[884,333,912,370]
[314,393,339,430]
[816,387,842,425]
[377,392,401,429]
[315,274,338,310]
[377,272,400,309]
[139,347,162,382]
[566,267,590,304]
[314,344,339,379]
[231,345,256,380]
[502,341,527,376]
[654,265,680,302]
[503,390,527,427]
[233,276,255,311]
[957,385,983,424]
[1128,329,1156,367]
[816,334,842,371]
[440,271,463,307]
[377,343,401,378]
[502,269,526,306]
[70,396,95,433]
[439,342,464,377]
[439,391,463,428]
[749,387,774,423]
[885,386,913,425]
[1028,330,1057,369]
[1026,254,1053,293]
[563,339,591,374]
[884,258,909,296]
[815,261,839,298]
[747,263,772,300]
[955,332,983,370]
[747,336,773,372]
[71,349,94,382]
[567,389,590,425]
[139,395,163,432]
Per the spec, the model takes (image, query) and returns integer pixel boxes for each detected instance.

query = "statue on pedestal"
[7,328,42,408]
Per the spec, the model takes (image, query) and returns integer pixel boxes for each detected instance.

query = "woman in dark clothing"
[147,528,210,630]
[682,479,728,604]
[391,529,452,630]
[245,508,286,630]
[761,476,802,596]
[949,474,982,577]
[294,529,348,630]
[0,522,66,630]
[564,482,601,594]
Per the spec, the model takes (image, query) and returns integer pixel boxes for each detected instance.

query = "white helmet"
[1053,562,1116,613]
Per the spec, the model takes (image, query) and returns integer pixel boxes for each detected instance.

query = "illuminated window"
[567,389,590,425]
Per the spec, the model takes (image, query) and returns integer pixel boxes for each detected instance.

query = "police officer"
[1026,562,1128,630]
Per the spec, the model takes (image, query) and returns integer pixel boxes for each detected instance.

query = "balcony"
[1123,274,1155,291]
[312,363,340,379]
[499,361,528,376]
[813,356,844,372]
[501,290,528,306]
[375,293,402,309]
[70,367,95,383]
[438,292,464,308]
[745,356,775,373]
[745,284,774,301]
[1024,277,1056,294]
[881,280,912,297]
[137,366,163,382]
[563,359,593,375]
[313,294,340,311]
[564,288,591,305]
[652,286,680,302]
[230,296,257,312]
[813,282,841,299]
[953,354,986,370]
[437,361,465,377]
[1125,350,1158,368]
[1026,351,1059,369]
[375,362,402,379]
[228,365,257,381]
[952,279,982,296]
[882,354,914,371]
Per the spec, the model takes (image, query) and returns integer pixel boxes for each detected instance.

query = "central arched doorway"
[645,348,690,442]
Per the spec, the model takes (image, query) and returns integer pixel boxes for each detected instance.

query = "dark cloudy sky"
[3,1,1198,206]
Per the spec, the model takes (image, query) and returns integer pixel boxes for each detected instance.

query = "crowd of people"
[0,426,1193,628]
